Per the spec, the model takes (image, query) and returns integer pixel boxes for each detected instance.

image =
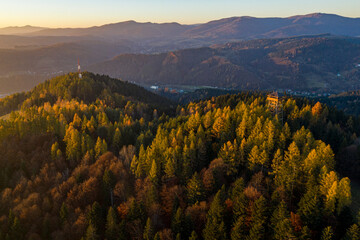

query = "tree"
[219,140,239,176]
[149,159,159,185]
[337,177,352,214]
[189,231,198,240]
[153,232,161,240]
[85,223,99,240]
[88,202,104,234]
[105,207,118,240]
[143,218,154,240]
[298,185,322,228]
[8,217,24,240]
[103,170,116,206]
[231,215,247,240]
[172,208,184,236]
[321,226,333,240]
[60,202,68,225]
[247,196,267,240]
[248,145,261,171]
[270,201,297,239]
[312,102,323,116]
[187,172,204,204]
[112,128,122,153]
[95,137,107,159]
[344,224,360,240]
[203,187,227,240]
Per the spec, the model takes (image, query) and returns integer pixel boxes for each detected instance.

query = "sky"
[0,0,359,28]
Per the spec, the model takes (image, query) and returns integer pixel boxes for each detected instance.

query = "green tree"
[85,223,99,240]
[143,218,154,240]
[344,224,360,240]
[105,207,118,240]
[203,187,226,240]
[95,137,107,159]
[247,196,267,240]
[149,159,159,185]
[321,226,333,240]
[103,170,116,206]
[187,172,204,204]
[59,202,68,225]
[270,201,295,240]
[189,231,198,240]
[88,202,104,234]
[172,208,184,236]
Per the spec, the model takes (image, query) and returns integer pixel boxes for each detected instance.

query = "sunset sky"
[0,0,359,28]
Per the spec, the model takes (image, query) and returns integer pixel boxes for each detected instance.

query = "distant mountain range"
[0,13,360,94]
[185,13,360,40]
[0,25,46,35]
[1,13,360,49]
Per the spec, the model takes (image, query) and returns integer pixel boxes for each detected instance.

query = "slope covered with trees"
[0,72,171,116]
[89,36,360,92]
[0,73,359,240]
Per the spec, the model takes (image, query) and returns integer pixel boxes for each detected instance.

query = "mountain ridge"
[88,35,360,92]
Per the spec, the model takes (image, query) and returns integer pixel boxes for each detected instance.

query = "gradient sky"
[1,0,359,28]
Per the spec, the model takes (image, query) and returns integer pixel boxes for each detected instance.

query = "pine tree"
[172,208,184,236]
[85,223,99,240]
[59,202,68,225]
[231,178,245,201]
[189,231,198,240]
[88,202,103,234]
[8,217,23,240]
[143,218,154,240]
[51,141,60,160]
[298,184,322,228]
[95,137,107,159]
[149,159,159,185]
[337,177,352,214]
[231,215,247,240]
[248,145,261,171]
[232,192,247,221]
[344,224,360,240]
[103,170,116,206]
[321,226,333,240]
[112,127,122,153]
[203,187,226,240]
[153,232,161,240]
[247,196,267,240]
[187,172,204,204]
[105,207,118,240]
[300,226,312,240]
[271,201,295,239]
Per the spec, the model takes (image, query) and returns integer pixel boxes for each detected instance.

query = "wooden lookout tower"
[267,91,283,123]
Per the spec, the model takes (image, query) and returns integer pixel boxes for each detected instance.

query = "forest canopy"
[0,73,359,240]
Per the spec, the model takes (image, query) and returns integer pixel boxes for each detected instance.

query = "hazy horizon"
[1,0,360,28]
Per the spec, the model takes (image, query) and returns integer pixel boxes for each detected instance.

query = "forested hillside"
[89,36,360,92]
[0,73,360,239]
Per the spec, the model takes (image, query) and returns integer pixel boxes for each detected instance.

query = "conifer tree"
[321,226,333,240]
[59,202,68,225]
[344,224,360,240]
[103,170,116,206]
[153,232,161,240]
[85,223,99,240]
[203,187,226,240]
[143,218,154,240]
[189,231,198,240]
[105,207,118,240]
[172,208,184,236]
[247,196,267,240]
[271,201,293,238]
[187,172,204,204]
